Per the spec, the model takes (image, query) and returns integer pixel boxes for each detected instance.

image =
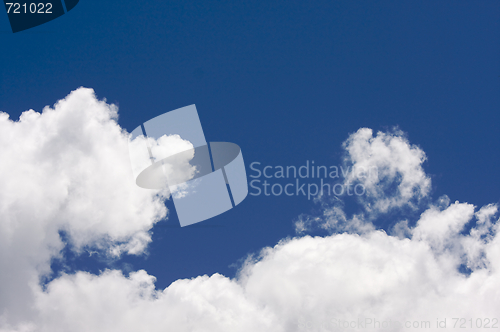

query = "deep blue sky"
[1,1,499,289]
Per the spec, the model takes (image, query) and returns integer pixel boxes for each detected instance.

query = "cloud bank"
[0,89,498,331]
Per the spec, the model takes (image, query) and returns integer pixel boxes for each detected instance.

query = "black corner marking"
[63,0,78,12]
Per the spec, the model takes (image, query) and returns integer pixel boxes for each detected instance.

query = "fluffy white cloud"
[0,88,168,326]
[242,211,500,330]
[129,133,198,198]
[343,128,431,214]
[33,271,280,332]
[296,127,432,234]
[1,90,499,331]
[27,201,500,332]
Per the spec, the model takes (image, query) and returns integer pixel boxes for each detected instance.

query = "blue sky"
[0,1,499,330]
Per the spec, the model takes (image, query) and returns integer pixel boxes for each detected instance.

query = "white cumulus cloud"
[0,88,168,326]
